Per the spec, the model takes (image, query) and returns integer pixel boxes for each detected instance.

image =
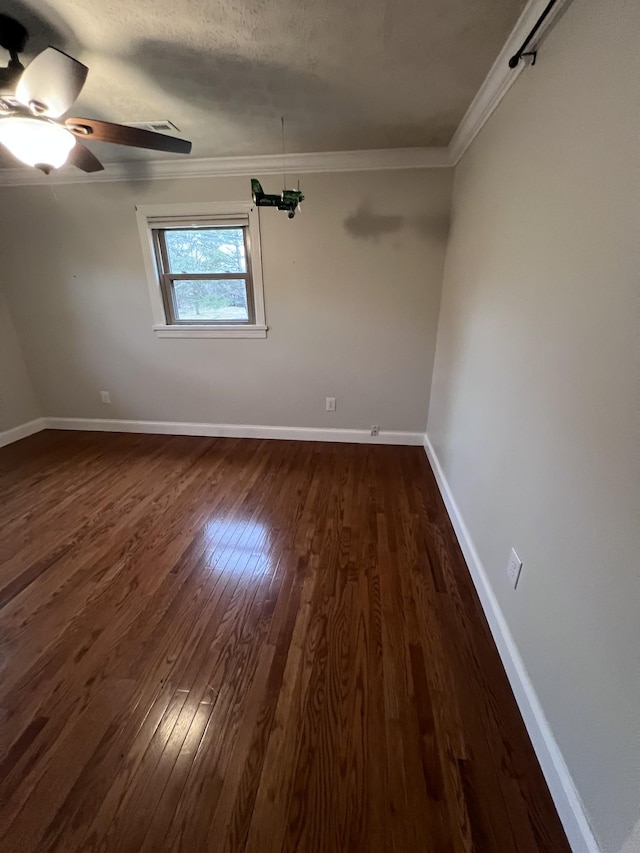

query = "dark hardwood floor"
[0,430,570,852]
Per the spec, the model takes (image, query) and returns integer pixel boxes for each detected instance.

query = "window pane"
[173,279,249,322]
[164,228,247,274]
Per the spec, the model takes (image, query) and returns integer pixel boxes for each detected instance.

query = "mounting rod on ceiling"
[508,0,558,68]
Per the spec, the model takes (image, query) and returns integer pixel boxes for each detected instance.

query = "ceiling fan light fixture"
[0,116,75,170]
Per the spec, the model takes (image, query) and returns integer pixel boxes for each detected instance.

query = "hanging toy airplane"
[251,117,304,218]
[251,178,304,219]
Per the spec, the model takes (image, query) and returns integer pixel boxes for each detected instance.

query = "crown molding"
[0,146,451,187]
[449,0,574,165]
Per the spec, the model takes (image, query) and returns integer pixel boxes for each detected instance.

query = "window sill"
[153,324,268,339]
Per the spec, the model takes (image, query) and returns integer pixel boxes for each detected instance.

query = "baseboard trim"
[422,433,600,853]
[44,417,424,446]
[0,417,47,448]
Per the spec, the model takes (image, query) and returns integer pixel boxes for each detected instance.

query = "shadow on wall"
[344,202,450,243]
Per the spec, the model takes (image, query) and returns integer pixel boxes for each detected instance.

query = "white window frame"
[136,202,267,338]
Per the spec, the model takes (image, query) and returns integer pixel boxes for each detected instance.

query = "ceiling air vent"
[127,120,181,134]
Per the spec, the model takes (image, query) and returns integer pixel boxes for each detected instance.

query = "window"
[155,225,253,324]
[136,203,267,338]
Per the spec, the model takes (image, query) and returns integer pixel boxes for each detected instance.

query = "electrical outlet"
[370,425,379,437]
[100,391,111,404]
[506,548,522,588]
[325,397,336,412]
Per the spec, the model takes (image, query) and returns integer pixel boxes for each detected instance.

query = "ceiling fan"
[0,14,192,174]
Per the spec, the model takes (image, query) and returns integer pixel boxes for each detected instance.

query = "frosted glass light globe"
[0,117,75,171]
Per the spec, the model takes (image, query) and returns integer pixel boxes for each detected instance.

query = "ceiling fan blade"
[68,140,104,173]
[16,47,88,118]
[65,118,192,154]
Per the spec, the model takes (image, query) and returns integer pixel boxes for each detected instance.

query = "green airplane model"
[251,178,304,219]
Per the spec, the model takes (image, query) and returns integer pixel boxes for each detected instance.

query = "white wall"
[0,284,40,433]
[0,168,451,435]
[428,2,640,852]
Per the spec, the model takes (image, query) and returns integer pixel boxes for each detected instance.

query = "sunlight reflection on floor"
[202,515,274,577]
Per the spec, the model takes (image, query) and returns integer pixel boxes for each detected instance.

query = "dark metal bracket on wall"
[508,0,557,68]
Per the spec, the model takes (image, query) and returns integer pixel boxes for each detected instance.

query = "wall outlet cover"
[326,397,336,412]
[507,547,522,588]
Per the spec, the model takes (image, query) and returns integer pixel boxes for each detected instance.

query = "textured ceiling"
[0,0,526,165]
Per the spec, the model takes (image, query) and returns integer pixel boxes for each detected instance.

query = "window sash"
[161,274,255,325]
[152,226,255,326]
